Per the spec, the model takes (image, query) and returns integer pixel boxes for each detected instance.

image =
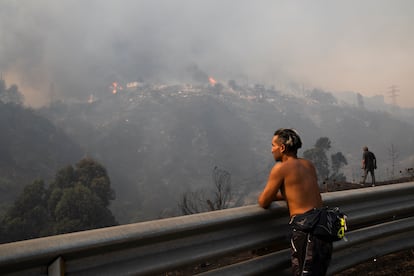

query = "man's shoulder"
[363,151,372,158]
[272,160,292,171]
[281,158,314,169]
[297,157,315,167]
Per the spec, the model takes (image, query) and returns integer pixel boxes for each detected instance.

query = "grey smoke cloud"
[1,0,414,107]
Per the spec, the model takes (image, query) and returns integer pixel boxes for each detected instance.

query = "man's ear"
[280,144,286,153]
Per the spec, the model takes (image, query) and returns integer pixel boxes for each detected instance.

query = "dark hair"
[274,128,302,153]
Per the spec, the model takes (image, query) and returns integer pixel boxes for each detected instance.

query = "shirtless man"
[258,128,332,275]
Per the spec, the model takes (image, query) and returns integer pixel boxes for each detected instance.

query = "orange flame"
[110,82,123,94]
[208,77,217,86]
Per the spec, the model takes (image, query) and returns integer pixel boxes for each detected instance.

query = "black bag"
[290,207,347,242]
[289,208,321,232]
[313,207,347,241]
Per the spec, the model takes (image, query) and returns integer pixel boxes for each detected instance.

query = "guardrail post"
[48,256,64,276]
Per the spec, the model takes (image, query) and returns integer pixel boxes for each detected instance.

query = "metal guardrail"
[0,182,413,276]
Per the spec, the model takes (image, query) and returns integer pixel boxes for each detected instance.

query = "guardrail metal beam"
[0,182,412,275]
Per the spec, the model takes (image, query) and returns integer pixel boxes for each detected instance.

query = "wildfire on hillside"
[208,77,217,86]
[110,82,123,94]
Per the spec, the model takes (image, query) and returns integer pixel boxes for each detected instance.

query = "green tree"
[331,152,347,175]
[303,137,331,182]
[330,152,348,182]
[315,137,331,151]
[75,158,115,207]
[0,158,117,244]
[52,183,116,234]
[1,180,50,242]
[52,165,76,189]
[303,137,348,185]
[49,158,117,234]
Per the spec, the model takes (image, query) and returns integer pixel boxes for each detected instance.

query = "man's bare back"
[258,133,322,217]
[258,128,332,275]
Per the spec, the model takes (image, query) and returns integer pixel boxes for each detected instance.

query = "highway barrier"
[0,182,413,275]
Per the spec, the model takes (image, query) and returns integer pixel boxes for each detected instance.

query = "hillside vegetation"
[37,82,414,222]
[2,79,414,223]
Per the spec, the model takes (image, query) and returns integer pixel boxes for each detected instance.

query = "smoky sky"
[1,0,414,107]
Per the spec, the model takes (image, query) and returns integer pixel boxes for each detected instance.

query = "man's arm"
[258,163,285,209]
[275,190,285,200]
[362,153,366,169]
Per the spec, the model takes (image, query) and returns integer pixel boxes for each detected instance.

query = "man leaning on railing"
[258,128,333,276]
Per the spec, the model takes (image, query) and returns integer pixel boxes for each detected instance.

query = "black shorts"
[290,226,333,275]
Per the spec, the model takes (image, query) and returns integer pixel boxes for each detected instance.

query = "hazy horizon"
[1,0,413,108]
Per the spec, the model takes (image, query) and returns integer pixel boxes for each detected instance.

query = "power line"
[388,85,399,107]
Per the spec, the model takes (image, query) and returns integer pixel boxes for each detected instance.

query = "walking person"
[361,146,377,186]
[258,128,332,275]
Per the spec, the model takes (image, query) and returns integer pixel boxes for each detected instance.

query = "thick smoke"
[1,0,414,107]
